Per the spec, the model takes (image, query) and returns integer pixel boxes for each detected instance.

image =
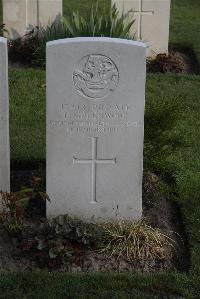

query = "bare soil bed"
[0,170,189,273]
[147,49,199,74]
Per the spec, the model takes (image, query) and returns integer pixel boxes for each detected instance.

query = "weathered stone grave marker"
[112,0,171,57]
[3,0,63,39]
[0,38,10,195]
[47,37,146,221]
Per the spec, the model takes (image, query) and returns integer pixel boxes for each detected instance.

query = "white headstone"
[47,37,146,221]
[3,0,63,39]
[113,0,171,57]
[0,38,10,194]
[38,0,63,28]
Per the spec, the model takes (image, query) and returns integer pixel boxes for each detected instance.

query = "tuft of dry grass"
[98,219,176,262]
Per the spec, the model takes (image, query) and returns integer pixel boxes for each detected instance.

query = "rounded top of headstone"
[0,37,7,44]
[47,37,147,49]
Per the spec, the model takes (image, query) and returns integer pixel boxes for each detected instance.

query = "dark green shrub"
[22,214,103,268]
[8,29,40,66]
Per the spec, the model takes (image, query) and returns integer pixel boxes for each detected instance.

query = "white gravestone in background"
[3,0,63,39]
[47,37,146,221]
[0,38,10,194]
[113,0,171,57]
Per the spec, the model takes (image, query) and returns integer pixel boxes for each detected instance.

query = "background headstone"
[38,0,63,29]
[3,0,63,39]
[0,37,10,195]
[113,0,171,57]
[47,37,146,221]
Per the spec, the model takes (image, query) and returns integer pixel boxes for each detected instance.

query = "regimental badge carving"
[73,54,119,99]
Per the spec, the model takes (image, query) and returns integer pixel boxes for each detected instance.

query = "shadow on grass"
[169,43,200,74]
[144,86,192,272]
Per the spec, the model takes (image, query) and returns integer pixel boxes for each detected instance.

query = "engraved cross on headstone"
[73,137,116,204]
[129,0,154,40]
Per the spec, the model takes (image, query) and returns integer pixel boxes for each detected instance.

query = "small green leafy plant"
[22,214,103,268]
[47,214,103,247]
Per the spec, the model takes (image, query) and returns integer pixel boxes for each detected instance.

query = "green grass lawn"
[9,68,45,166]
[0,272,197,299]
[63,0,110,17]
[170,0,200,64]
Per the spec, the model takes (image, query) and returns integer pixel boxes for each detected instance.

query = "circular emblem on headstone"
[73,54,119,99]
